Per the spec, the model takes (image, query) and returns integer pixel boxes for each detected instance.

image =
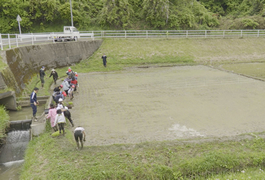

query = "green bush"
[0,106,9,138]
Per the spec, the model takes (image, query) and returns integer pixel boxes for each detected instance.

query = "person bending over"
[74,126,86,149]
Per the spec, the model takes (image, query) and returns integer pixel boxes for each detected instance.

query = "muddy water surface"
[71,66,265,146]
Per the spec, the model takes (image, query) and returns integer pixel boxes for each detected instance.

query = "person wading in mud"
[102,54,107,67]
[30,87,39,121]
[39,66,46,88]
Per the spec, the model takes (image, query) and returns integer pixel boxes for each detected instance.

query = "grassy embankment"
[0,106,9,139]
[21,38,265,179]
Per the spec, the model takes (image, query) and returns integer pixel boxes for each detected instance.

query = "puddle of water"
[8,104,45,121]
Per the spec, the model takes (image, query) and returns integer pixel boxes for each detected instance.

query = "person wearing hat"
[54,92,65,105]
[68,85,75,100]
[74,126,86,149]
[39,66,46,88]
[52,85,63,103]
[53,85,63,94]
[30,87,39,121]
[70,76,78,91]
[66,68,75,80]
[49,69,58,85]
[61,79,70,95]
[56,98,74,127]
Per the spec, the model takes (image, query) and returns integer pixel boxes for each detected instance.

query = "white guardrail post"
[125,30,126,38]
[0,33,3,50]
[146,30,148,38]
[16,34,19,47]
[223,30,225,38]
[8,34,11,49]
[31,33,34,45]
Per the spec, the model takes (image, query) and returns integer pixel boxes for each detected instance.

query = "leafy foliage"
[0,0,219,32]
[1,0,265,32]
[0,106,9,138]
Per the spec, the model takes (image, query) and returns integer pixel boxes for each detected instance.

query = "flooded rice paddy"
[71,65,265,146]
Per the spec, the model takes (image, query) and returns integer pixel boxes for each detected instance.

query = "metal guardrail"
[81,29,265,39]
[1,29,265,50]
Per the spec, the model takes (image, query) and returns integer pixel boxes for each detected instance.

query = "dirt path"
[71,65,265,146]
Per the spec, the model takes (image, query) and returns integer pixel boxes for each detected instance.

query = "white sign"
[17,15,22,34]
[16,15,22,22]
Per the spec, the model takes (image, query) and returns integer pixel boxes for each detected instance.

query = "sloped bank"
[0,40,102,95]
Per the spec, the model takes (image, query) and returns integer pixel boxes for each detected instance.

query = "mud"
[71,65,265,146]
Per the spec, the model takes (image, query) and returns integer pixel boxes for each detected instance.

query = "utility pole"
[70,0,74,27]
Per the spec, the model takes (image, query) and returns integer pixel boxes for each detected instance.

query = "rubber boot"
[33,115,37,122]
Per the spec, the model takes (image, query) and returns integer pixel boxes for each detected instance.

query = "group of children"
[45,67,86,149]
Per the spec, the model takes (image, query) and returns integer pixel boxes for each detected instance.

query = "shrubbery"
[0,106,9,138]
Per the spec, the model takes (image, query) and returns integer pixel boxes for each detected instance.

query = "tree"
[141,0,170,28]
[98,0,134,29]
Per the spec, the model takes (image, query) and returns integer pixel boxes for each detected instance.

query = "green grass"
[20,129,265,179]
[208,168,265,179]
[221,63,265,80]
[74,39,196,73]
[0,106,9,138]
[0,56,7,71]
[22,69,68,97]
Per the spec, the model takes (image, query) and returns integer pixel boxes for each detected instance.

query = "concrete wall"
[0,40,102,95]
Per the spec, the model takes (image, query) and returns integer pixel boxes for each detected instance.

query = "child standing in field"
[46,103,58,132]
[54,109,66,135]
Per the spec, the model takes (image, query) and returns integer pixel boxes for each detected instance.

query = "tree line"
[1,0,265,33]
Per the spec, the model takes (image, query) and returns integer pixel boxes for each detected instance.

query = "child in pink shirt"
[46,103,58,131]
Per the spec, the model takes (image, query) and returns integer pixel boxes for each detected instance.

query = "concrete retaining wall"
[0,40,102,95]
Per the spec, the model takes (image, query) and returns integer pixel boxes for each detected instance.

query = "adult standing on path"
[30,87,39,122]
[74,126,86,149]
[102,54,107,67]
[39,66,46,88]
[49,69,58,85]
